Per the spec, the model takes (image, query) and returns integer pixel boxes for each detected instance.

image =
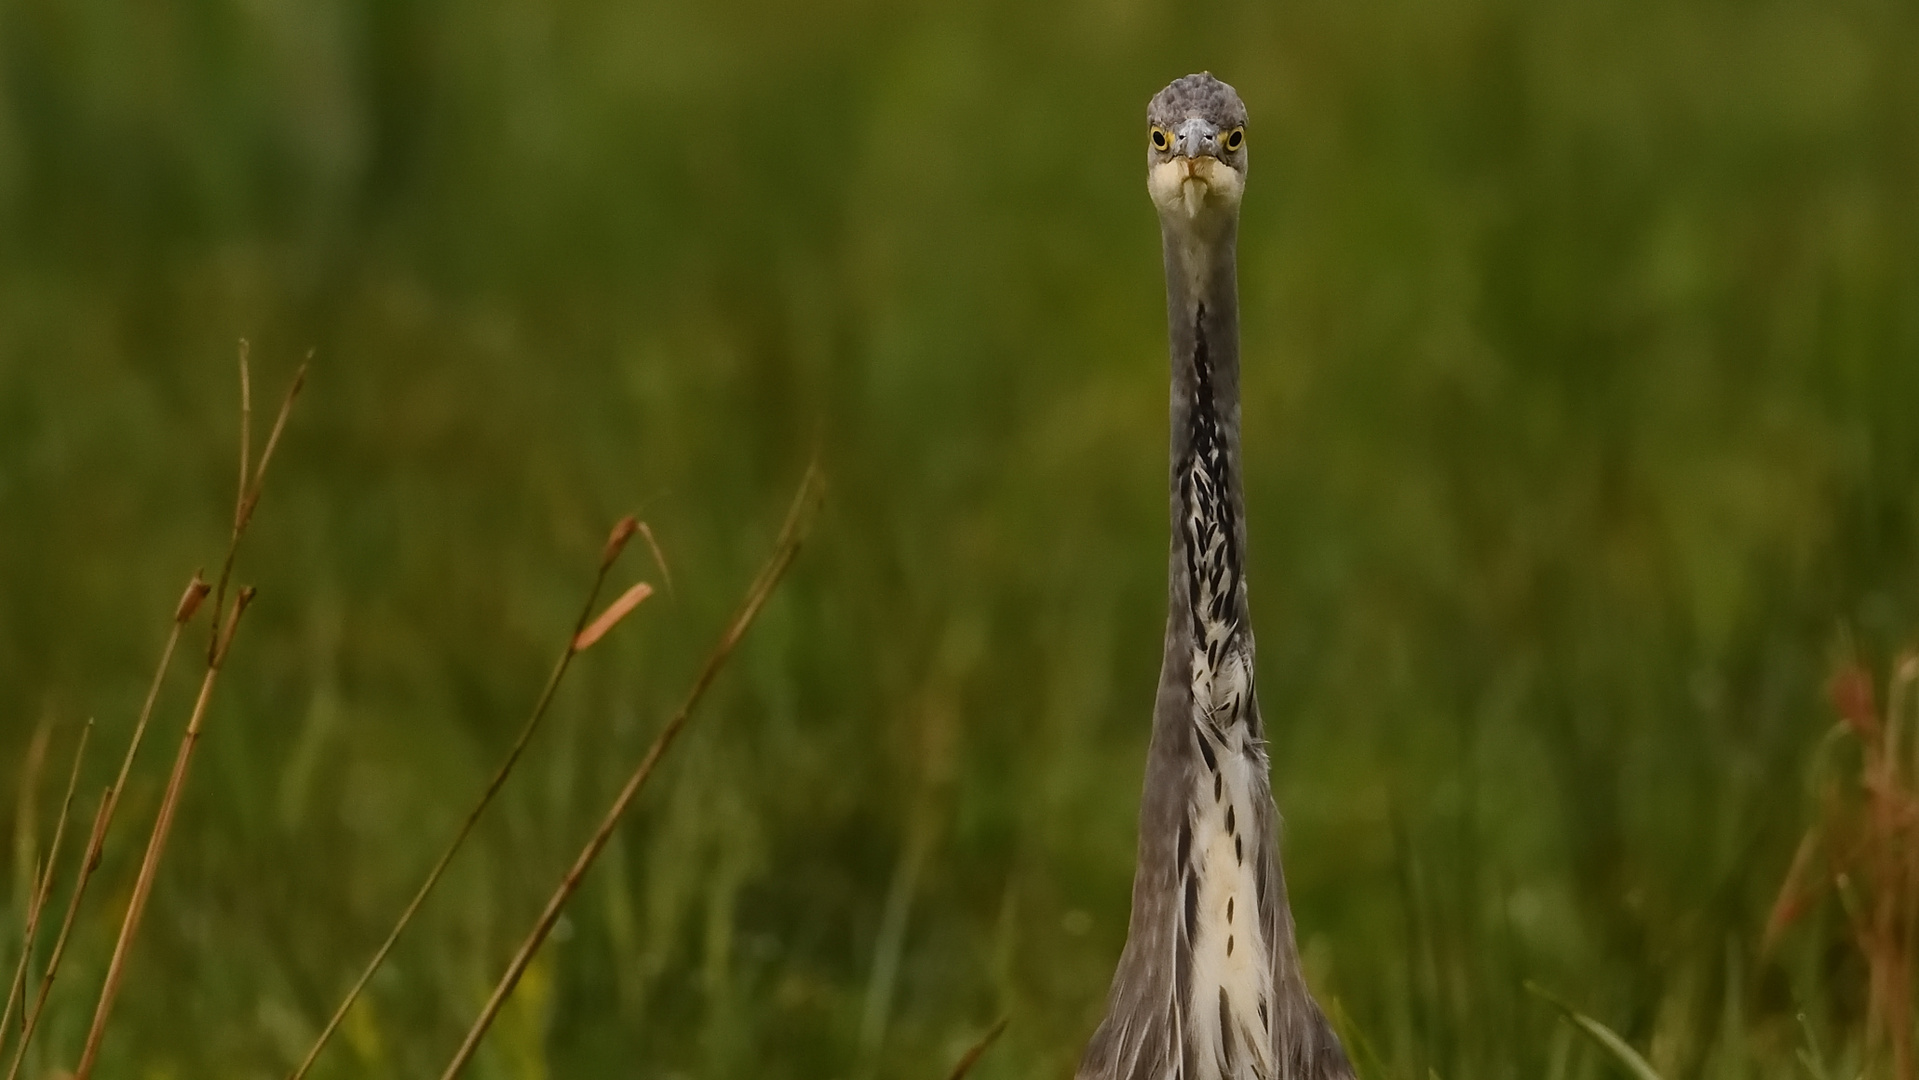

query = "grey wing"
[1077,833,1198,1080]
[1079,708,1204,1080]
[1247,708,1356,1080]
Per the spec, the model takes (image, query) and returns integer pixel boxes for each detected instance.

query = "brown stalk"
[0,855,37,1044]
[1851,656,1917,1080]
[288,514,652,1080]
[254,353,309,497]
[438,463,823,1080]
[73,590,255,1080]
[1772,654,1919,1080]
[3,720,49,1041]
[102,576,207,844]
[207,347,305,666]
[11,722,50,896]
[1763,827,1823,956]
[942,1016,1010,1080]
[0,721,89,1058]
[3,576,207,1079]
[637,521,674,597]
[210,341,251,664]
[5,791,108,1080]
[70,353,298,1077]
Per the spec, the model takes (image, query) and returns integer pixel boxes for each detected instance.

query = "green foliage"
[1,0,1917,1076]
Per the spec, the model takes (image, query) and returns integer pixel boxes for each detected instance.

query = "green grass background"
[2,0,1917,1076]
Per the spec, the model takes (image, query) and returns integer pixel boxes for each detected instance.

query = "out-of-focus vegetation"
[1,0,1917,1076]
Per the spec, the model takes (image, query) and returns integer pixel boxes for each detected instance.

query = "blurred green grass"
[1,0,1917,1076]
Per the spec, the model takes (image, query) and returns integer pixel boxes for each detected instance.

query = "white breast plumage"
[1174,331,1274,1079]
[1180,649,1273,1080]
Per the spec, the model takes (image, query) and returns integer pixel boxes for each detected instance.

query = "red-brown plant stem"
[73,590,255,1080]
[1849,657,1917,1080]
[439,463,822,1080]
[942,1017,1010,1080]
[287,515,647,1080]
[0,722,88,1059]
[1774,656,1919,1080]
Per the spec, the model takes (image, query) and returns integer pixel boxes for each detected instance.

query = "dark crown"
[1147,72,1248,129]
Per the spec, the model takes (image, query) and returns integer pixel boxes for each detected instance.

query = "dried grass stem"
[437,462,822,1080]
[289,513,657,1080]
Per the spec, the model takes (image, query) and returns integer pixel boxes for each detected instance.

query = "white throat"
[1150,158,1241,303]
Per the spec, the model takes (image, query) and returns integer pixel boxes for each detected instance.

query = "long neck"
[1162,216,1247,677]
[1079,206,1354,1080]
[1078,158,1357,1076]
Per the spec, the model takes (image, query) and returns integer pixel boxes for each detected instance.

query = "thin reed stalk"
[85,577,211,905]
[5,793,108,1080]
[10,723,49,904]
[942,1017,1010,1080]
[5,577,207,1080]
[2,720,48,1051]
[72,591,255,1080]
[207,346,304,665]
[0,721,88,1059]
[70,348,303,1080]
[438,462,823,1080]
[638,521,674,597]
[288,515,654,1080]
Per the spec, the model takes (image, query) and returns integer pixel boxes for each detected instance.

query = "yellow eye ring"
[1151,127,1171,151]
[1224,127,1244,151]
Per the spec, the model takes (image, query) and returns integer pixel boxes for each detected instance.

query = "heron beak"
[1172,118,1220,161]
[1172,119,1223,217]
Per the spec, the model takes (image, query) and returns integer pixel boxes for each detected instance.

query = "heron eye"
[1224,127,1244,151]
[1151,128,1170,151]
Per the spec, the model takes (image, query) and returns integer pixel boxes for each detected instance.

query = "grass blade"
[1526,981,1665,1080]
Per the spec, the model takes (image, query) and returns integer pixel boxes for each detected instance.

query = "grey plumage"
[1076,74,1354,1080]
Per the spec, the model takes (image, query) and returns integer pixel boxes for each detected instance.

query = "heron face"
[1147,74,1249,228]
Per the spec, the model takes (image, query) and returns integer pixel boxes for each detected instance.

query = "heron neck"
[1160,215,1246,635]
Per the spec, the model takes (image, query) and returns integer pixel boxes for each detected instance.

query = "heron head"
[1147,73,1248,227]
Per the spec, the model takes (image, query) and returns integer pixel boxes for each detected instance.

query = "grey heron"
[1076,73,1355,1080]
